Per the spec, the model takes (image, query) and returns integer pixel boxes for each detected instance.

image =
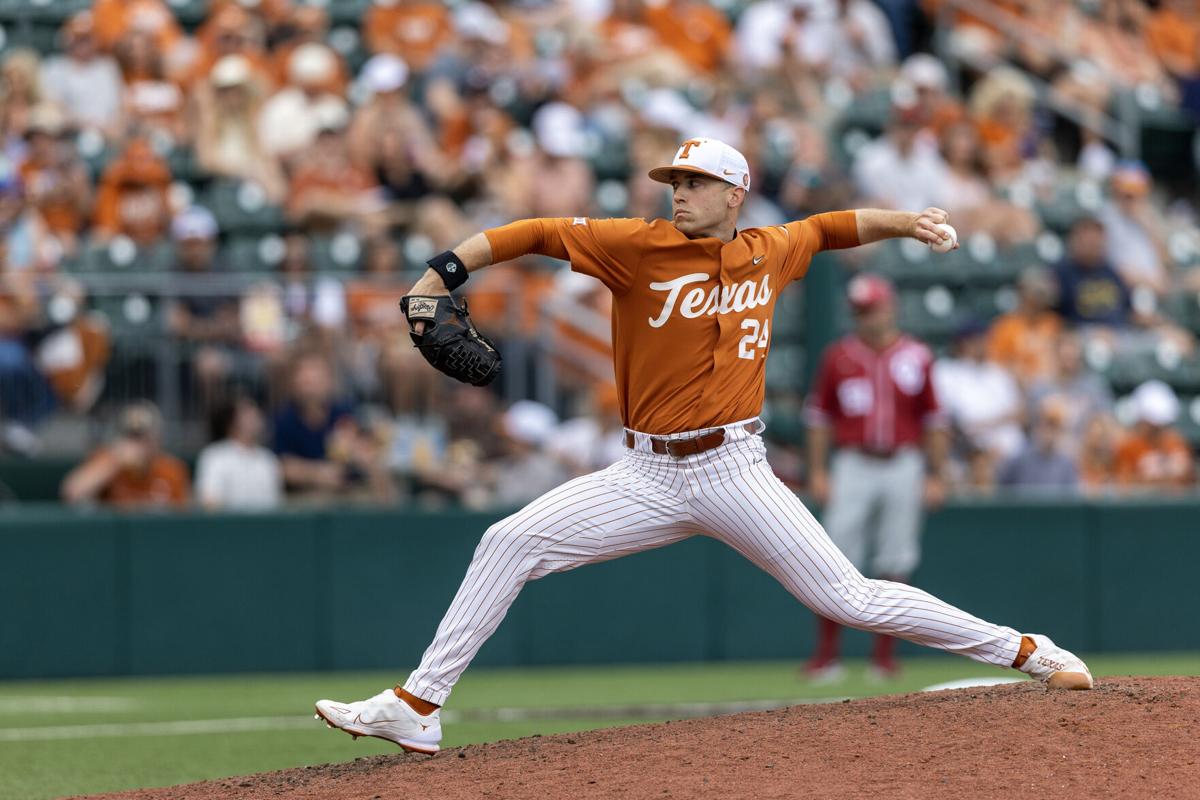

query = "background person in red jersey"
[802,273,950,681]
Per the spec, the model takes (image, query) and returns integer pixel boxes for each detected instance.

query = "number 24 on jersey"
[739,318,770,360]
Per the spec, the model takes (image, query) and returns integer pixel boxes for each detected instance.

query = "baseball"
[929,223,957,254]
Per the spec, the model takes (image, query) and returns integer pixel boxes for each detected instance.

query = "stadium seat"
[92,293,162,348]
[1099,348,1200,395]
[962,286,1017,321]
[224,235,286,273]
[81,240,174,274]
[870,239,963,288]
[30,0,88,24]
[897,286,959,343]
[1160,291,1200,333]
[1177,396,1200,447]
[327,0,374,27]
[329,26,369,73]
[77,132,114,182]
[205,179,285,236]
[1035,178,1104,235]
[165,145,208,187]
[163,0,208,28]
[1102,351,1156,393]
[588,137,632,182]
[310,232,364,274]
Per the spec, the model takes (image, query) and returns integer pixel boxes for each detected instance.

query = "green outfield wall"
[1,499,1196,679]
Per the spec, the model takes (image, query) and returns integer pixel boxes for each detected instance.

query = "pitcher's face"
[668,172,742,238]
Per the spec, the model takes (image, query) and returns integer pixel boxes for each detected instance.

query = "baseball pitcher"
[315,138,1092,755]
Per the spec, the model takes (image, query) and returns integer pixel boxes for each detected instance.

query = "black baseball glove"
[399,295,502,386]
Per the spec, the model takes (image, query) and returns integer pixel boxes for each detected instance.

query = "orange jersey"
[987,310,1061,384]
[486,213,859,434]
[84,449,191,508]
[1113,429,1194,488]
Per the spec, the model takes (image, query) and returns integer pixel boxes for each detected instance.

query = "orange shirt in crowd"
[643,2,731,73]
[189,5,278,88]
[206,0,294,29]
[484,211,860,434]
[919,0,1025,36]
[987,310,1062,385]
[91,0,183,54]
[346,279,406,337]
[926,97,968,138]
[1113,428,1194,489]
[41,317,112,409]
[83,448,190,508]
[1145,6,1200,76]
[93,138,172,244]
[364,1,454,70]
[286,160,377,221]
[462,263,555,336]
[18,158,86,235]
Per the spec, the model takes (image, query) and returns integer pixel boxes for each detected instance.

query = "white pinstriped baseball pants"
[403,419,1022,705]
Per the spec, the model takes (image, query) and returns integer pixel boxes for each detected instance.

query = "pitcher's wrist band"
[428,250,468,291]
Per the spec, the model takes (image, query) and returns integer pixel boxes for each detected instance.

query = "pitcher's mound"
[88,676,1198,800]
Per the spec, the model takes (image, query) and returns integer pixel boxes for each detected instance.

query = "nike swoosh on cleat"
[354,714,390,727]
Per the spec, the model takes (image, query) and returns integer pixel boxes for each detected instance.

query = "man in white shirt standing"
[195,396,282,511]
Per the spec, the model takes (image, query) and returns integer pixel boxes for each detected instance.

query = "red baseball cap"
[847,274,895,312]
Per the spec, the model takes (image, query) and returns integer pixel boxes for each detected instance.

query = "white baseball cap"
[648,137,751,191]
[361,53,408,94]
[171,206,218,241]
[1131,379,1179,427]
[288,42,336,87]
[901,53,948,91]
[210,54,252,89]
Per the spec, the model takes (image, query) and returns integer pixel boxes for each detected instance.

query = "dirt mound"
[84,677,1198,800]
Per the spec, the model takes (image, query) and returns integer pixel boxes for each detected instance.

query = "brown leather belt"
[624,422,759,459]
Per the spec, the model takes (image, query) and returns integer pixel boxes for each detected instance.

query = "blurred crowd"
[0,0,1195,509]
[923,263,1193,496]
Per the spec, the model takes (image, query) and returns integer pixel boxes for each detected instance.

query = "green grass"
[1,653,1197,800]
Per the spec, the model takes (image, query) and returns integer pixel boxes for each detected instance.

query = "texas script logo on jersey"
[647,273,772,328]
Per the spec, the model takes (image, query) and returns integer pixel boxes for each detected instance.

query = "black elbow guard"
[428,250,469,291]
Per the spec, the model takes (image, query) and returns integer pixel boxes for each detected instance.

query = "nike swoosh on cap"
[723,170,736,175]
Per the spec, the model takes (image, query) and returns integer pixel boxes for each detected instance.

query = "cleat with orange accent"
[1017,634,1093,690]
[314,689,441,754]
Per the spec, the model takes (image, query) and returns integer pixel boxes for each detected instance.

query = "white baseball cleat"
[1017,634,1093,690]
[314,689,442,754]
